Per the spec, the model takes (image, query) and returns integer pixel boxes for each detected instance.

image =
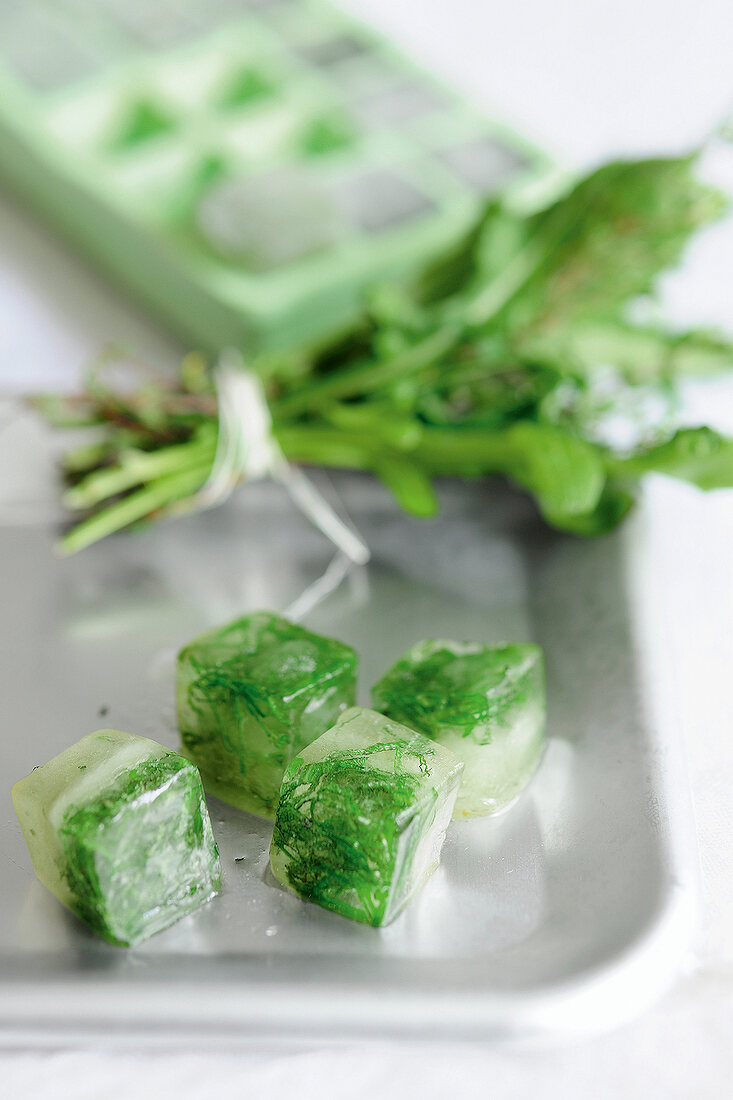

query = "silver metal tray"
[0,445,699,1046]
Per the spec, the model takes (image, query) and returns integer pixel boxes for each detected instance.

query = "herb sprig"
[37,154,733,552]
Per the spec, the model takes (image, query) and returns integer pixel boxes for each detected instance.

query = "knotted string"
[196,349,370,620]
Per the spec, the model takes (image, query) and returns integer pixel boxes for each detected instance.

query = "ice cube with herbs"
[372,640,545,817]
[177,612,357,818]
[270,706,463,926]
[12,729,221,946]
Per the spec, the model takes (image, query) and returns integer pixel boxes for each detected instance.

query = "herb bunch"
[38,155,733,553]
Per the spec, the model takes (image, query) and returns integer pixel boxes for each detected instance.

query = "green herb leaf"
[416,201,528,306]
[375,458,438,517]
[447,156,726,347]
[609,426,733,489]
[497,422,607,524]
[547,482,637,537]
[500,157,727,337]
[521,319,733,384]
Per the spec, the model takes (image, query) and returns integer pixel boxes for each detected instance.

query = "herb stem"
[273,322,462,418]
[64,433,216,509]
[59,464,212,554]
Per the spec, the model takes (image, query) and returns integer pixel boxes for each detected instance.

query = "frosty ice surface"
[270,706,463,926]
[372,640,545,816]
[12,730,221,946]
[177,612,357,818]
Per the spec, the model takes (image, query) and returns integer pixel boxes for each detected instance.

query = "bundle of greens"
[37,154,733,553]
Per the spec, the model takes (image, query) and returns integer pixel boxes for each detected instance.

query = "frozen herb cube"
[177,612,357,818]
[270,706,462,926]
[12,730,221,946]
[372,641,546,817]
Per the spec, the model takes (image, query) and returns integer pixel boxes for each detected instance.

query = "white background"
[2,1,733,1095]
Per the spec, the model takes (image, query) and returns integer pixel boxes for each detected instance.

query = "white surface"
[1,0,733,1094]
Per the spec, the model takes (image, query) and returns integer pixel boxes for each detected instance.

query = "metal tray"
[0,449,699,1046]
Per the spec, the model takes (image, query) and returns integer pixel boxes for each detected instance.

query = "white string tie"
[196,349,370,619]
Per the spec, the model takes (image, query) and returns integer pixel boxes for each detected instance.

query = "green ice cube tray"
[0,0,563,354]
